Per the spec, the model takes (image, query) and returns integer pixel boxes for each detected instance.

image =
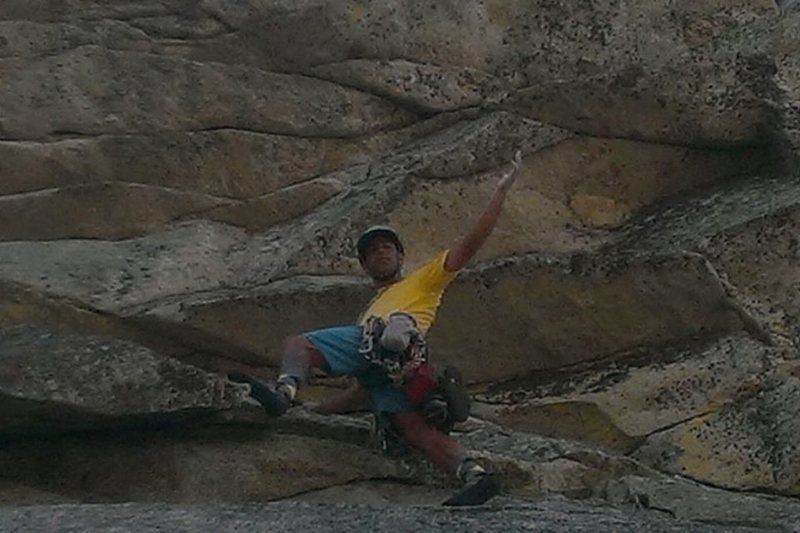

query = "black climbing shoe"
[228,373,291,416]
[442,473,500,507]
[441,366,470,424]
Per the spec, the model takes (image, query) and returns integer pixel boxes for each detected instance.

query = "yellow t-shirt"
[358,251,457,334]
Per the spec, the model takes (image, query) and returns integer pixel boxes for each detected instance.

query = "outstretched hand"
[444,150,524,272]
[496,150,522,194]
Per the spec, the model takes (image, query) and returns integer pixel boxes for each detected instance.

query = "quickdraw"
[358,314,428,385]
[360,314,472,450]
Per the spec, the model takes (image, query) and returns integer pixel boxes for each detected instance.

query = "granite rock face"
[0,324,253,437]
[634,370,800,495]
[0,426,402,504]
[476,334,775,452]
[0,499,787,533]
[1,1,799,529]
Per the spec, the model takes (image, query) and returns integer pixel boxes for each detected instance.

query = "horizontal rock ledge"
[0,323,253,438]
[132,251,746,384]
[475,334,777,453]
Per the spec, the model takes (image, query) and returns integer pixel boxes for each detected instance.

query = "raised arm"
[444,151,522,272]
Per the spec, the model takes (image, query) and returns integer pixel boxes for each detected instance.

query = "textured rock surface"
[0,499,783,533]
[634,369,800,495]
[0,405,651,506]
[704,204,800,348]
[1,0,798,528]
[0,426,400,503]
[602,475,800,527]
[3,410,800,530]
[429,253,747,381]
[0,182,231,241]
[476,335,775,452]
[0,46,415,140]
[135,251,748,381]
[0,115,464,198]
[0,499,770,532]
[0,324,251,437]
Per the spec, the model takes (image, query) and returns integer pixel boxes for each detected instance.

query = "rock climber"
[234,150,522,506]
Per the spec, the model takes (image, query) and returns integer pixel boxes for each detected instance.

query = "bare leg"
[391,410,498,506]
[229,335,330,415]
[279,334,330,385]
[390,411,467,473]
[225,335,327,386]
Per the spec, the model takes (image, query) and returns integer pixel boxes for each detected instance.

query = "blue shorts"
[304,325,413,414]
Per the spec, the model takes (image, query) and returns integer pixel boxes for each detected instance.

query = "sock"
[456,458,486,485]
[277,374,299,400]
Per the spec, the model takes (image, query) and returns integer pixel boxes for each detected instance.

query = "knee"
[284,335,311,352]
[391,412,466,473]
[283,334,327,372]
[392,412,436,443]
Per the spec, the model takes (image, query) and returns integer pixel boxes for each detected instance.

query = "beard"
[371,264,401,282]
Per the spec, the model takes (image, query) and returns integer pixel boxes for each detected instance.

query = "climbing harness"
[360,314,472,453]
[359,313,429,386]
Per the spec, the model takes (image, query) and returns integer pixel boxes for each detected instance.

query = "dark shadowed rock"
[0,425,401,504]
[615,174,800,347]
[780,0,800,14]
[0,324,251,437]
[136,276,372,368]
[615,174,800,258]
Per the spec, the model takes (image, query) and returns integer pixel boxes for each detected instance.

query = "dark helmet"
[356,225,404,260]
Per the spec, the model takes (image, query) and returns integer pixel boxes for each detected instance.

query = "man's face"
[360,236,404,282]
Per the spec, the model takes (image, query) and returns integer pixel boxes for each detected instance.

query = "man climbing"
[237,150,522,506]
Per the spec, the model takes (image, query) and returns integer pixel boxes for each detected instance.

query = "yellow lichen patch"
[388,170,594,263]
[485,0,518,28]
[469,454,540,496]
[568,194,633,228]
[486,401,640,452]
[538,459,598,496]
[481,335,770,462]
[349,2,367,23]
[583,363,732,437]
[682,18,724,47]
[388,134,761,262]
[676,414,774,488]
[478,452,640,500]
